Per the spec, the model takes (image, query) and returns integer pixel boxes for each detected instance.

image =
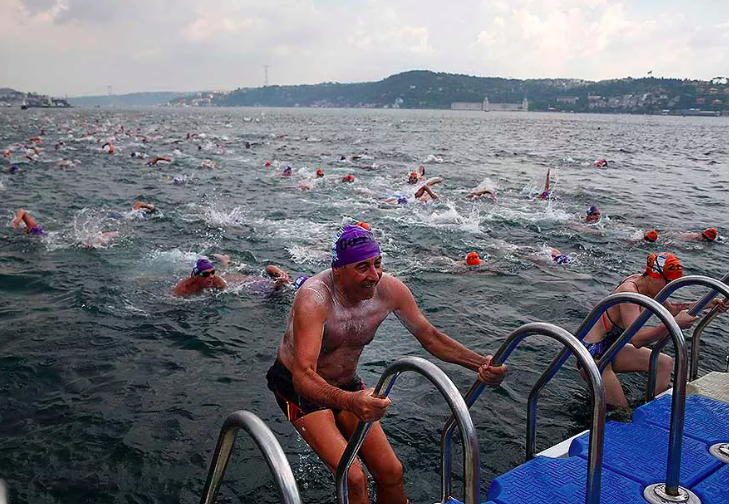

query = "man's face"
[336,256,383,300]
[196,269,217,288]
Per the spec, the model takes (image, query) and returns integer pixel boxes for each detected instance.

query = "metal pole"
[199,410,302,504]
[690,307,721,381]
[440,322,605,504]
[526,292,668,459]
[335,357,480,504]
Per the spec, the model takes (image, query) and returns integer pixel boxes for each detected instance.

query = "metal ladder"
[439,322,607,504]
[334,356,481,504]
[199,410,302,504]
[527,284,703,503]
[643,274,729,387]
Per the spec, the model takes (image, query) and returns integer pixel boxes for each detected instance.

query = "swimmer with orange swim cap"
[681,228,719,242]
[342,174,355,183]
[466,252,481,266]
[581,251,729,407]
[677,227,718,242]
[316,169,324,178]
[644,230,659,242]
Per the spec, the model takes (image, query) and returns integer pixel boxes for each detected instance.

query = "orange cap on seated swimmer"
[355,221,371,230]
[702,228,718,241]
[644,230,658,242]
[466,252,481,266]
[646,252,683,281]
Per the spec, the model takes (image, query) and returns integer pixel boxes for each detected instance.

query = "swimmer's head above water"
[645,252,683,282]
[466,252,481,266]
[586,205,600,223]
[316,169,324,178]
[191,258,215,277]
[644,230,659,242]
[408,172,418,184]
[702,228,718,242]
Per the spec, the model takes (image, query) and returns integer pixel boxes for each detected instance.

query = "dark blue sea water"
[1,107,728,504]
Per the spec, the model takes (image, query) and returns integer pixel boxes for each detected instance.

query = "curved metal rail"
[644,275,729,389]
[199,410,302,504]
[439,322,606,504]
[528,292,687,497]
[335,356,480,504]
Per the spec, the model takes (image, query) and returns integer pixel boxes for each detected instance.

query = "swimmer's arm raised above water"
[290,292,390,420]
[389,278,506,385]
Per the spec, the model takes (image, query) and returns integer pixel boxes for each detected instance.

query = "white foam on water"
[287,244,330,265]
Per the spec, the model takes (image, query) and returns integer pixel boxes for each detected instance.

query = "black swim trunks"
[266,358,365,422]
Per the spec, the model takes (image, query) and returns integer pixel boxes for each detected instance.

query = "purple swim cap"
[553,254,570,265]
[193,258,214,276]
[587,205,599,215]
[331,225,382,269]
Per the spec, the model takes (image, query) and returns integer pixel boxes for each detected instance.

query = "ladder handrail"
[199,410,302,504]
[645,275,729,398]
[335,356,480,504]
[526,292,686,497]
[439,322,606,504]
[691,307,722,380]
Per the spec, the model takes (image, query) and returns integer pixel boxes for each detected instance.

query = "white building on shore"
[451,97,529,111]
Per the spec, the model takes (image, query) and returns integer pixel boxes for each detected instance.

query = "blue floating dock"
[693,464,729,504]
[486,456,646,504]
[568,420,722,487]
[633,393,729,446]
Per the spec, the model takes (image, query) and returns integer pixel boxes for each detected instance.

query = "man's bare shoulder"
[294,271,333,308]
[375,273,410,298]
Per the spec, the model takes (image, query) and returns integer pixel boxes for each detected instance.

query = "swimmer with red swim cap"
[644,230,659,242]
[582,251,729,407]
[266,224,507,504]
[681,227,719,242]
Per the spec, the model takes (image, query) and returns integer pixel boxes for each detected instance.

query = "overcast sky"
[1,0,728,97]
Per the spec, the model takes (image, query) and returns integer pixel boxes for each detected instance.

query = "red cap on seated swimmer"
[466,252,481,266]
[646,252,683,281]
[702,228,718,241]
[644,230,658,242]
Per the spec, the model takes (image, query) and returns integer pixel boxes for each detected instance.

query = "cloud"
[0,0,727,95]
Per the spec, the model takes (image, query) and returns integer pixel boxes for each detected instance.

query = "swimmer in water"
[595,159,608,168]
[173,258,227,296]
[83,231,119,250]
[316,169,324,178]
[537,168,551,199]
[342,174,355,183]
[467,189,497,201]
[681,228,718,242]
[585,205,601,223]
[11,209,44,235]
[384,184,438,204]
[133,202,155,213]
[146,157,171,167]
[466,252,481,266]
[265,224,506,504]
[644,230,659,243]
